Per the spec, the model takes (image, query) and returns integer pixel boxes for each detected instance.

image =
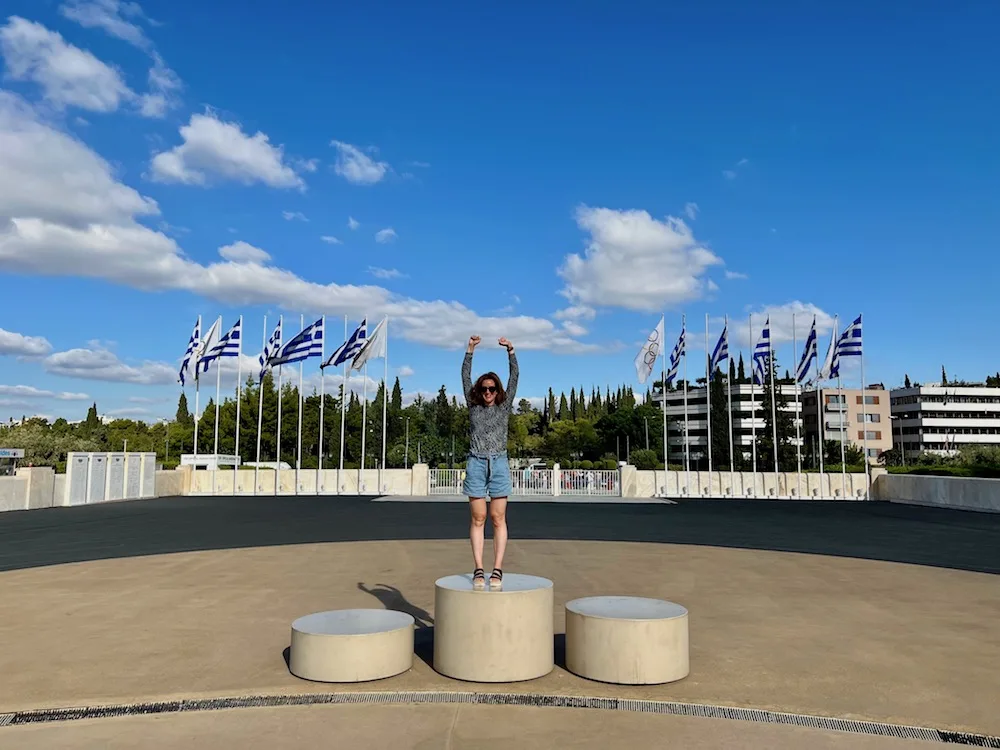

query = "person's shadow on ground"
[358,582,435,667]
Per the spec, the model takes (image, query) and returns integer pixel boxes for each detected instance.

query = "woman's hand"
[498,337,514,352]
[467,335,481,353]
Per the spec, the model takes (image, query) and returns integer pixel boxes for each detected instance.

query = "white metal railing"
[560,469,620,496]
[429,468,464,495]
[512,468,555,495]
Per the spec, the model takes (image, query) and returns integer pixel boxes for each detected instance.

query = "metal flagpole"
[296,314,304,495]
[276,362,283,491]
[682,314,690,496]
[767,320,779,492]
[254,316,266,496]
[339,315,348,493]
[360,362,368,493]
[816,323,825,489]
[725,316,735,495]
[859,314,869,500]
[381,317,389,493]
[705,314,713,488]
[193,315,202,460]
[834,315,847,498]
[749,313,757,495]
[660,314,668,496]
[235,316,243,481]
[212,316,222,496]
[792,314,801,498]
[318,315,326,495]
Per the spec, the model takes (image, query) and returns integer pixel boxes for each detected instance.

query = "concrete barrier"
[873,473,1000,513]
[638,470,870,499]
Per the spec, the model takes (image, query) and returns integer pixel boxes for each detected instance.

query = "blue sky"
[1,0,997,422]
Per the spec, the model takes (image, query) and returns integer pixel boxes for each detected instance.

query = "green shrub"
[580,460,594,470]
[630,448,659,470]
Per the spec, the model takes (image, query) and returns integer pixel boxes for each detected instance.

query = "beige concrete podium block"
[289,609,414,683]
[565,596,689,685]
[434,573,553,682]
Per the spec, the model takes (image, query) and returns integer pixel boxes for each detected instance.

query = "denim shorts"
[462,452,512,498]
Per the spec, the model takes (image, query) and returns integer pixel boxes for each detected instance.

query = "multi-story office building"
[653,384,803,466]
[800,386,892,464]
[889,385,1000,458]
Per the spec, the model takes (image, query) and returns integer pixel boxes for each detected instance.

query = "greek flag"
[709,324,728,380]
[271,317,324,367]
[795,317,818,384]
[322,319,367,369]
[830,314,862,378]
[199,318,242,375]
[664,326,685,386]
[259,319,282,380]
[178,318,200,386]
[752,318,771,385]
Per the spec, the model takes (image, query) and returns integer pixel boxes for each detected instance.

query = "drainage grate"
[2,692,998,746]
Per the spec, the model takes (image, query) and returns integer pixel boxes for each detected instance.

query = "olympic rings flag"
[635,315,665,385]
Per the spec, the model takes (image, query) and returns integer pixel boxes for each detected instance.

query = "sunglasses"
[480,385,497,393]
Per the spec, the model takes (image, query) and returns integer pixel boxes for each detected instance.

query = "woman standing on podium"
[461,335,518,590]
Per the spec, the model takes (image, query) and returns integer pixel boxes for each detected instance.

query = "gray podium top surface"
[436,573,553,593]
[292,609,414,636]
[566,596,687,621]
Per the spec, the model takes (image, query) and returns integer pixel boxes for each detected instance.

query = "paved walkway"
[1,497,998,747]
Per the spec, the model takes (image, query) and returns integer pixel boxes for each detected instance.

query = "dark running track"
[0,496,998,574]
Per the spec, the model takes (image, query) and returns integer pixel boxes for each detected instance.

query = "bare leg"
[489,496,508,582]
[469,497,487,577]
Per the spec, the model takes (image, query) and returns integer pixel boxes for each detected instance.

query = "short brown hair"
[469,371,507,406]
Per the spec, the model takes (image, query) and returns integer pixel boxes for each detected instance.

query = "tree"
[175,393,193,427]
[729,357,737,384]
[558,392,569,420]
[569,388,577,421]
[85,402,100,429]
[708,371,731,470]
[753,355,797,471]
[547,389,557,424]
[737,354,746,383]
[941,366,948,386]
[904,373,912,388]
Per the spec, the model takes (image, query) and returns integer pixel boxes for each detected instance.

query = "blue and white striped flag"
[752,318,771,386]
[709,324,728,380]
[323,319,367,369]
[830,314,862,378]
[271,317,324,367]
[664,325,685,386]
[199,318,242,375]
[259,319,282,380]
[796,317,818,384]
[178,318,200,386]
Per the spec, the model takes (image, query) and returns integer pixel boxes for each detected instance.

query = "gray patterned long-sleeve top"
[462,349,518,455]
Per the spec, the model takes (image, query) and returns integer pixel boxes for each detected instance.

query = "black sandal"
[472,568,486,590]
[489,568,503,590]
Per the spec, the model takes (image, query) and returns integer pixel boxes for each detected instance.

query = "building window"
[863,430,880,440]
[856,413,881,423]
[827,394,844,404]
[866,395,880,405]
[867,448,880,457]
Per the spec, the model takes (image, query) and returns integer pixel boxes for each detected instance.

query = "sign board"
[0,448,25,458]
[180,454,241,468]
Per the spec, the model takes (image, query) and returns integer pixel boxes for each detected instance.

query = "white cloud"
[0,16,133,113]
[127,395,165,404]
[375,228,397,244]
[151,112,305,189]
[554,305,596,321]
[409,160,430,168]
[737,158,749,166]
[684,202,699,220]
[707,279,719,292]
[347,216,360,230]
[724,270,748,280]
[294,157,319,173]
[320,235,341,245]
[0,384,88,400]
[0,94,596,354]
[219,241,270,264]
[138,52,181,118]
[60,0,151,50]
[331,141,389,185]
[369,266,404,279]
[44,345,176,384]
[731,301,836,348]
[282,210,308,222]
[558,205,723,313]
[398,365,414,377]
[722,169,737,180]
[106,405,156,417]
[0,327,52,357]
[561,320,588,337]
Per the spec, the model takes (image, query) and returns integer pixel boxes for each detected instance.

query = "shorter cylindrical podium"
[289,609,414,683]
[434,573,553,682]
[565,596,689,685]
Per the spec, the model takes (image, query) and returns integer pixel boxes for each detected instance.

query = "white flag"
[634,316,664,385]
[816,324,836,382]
[198,317,221,359]
[351,317,386,371]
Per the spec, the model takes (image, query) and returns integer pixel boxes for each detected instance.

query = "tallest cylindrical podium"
[433,573,554,682]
